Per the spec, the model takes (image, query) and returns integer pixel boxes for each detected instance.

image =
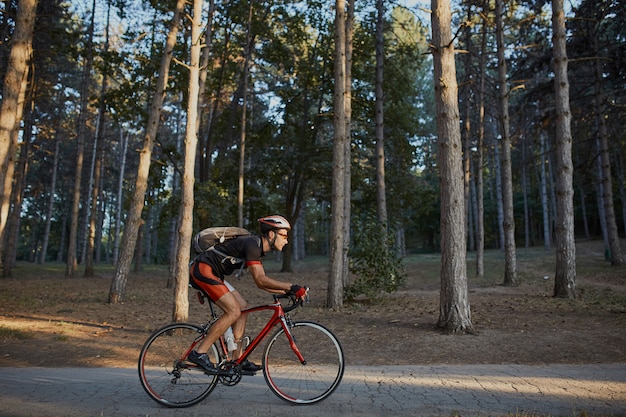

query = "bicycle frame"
[138,289,344,406]
[191,292,305,367]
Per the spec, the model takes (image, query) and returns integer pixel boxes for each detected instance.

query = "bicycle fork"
[279,316,307,365]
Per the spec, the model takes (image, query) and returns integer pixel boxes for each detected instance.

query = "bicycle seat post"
[196,290,218,320]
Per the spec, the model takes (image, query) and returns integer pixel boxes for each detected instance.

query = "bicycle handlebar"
[274,286,309,313]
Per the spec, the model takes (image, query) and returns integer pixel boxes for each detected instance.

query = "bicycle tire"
[262,320,344,404]
[138,323,219,408]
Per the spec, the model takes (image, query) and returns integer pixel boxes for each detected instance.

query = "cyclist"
[188,215,308,374]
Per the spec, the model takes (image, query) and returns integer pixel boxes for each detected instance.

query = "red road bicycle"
[138,289,345,407]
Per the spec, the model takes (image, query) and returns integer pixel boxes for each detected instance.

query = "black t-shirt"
[196,235,263,279]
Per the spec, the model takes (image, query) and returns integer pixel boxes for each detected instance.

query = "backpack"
[193,226,251,253]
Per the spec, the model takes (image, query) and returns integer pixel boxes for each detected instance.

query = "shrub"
[345,217,406,302]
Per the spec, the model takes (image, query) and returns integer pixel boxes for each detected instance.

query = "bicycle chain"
[219,362,242,386]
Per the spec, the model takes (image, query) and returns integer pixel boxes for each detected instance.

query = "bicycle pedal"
[241,370,257,376]
[202,368,235,377]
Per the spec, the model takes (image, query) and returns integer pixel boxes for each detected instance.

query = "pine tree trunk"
[475,16,486,278]
[521,136,530,248]
[493,134,504,249]
[38,120,61,264]
[461,2,473,252]
[0,0,37,263]
[238,0,252,228]
[594,141,610,253]
[495,0,518,286]
[113,130,128,265]
[66,0,96,278]
[341,0,354,288]
[375,0,387,237]
[593,26,623,265]
[328,0,347,308]
[3,107,31,277]
[552,0,577,298]
[540,131,551,250]
[85,2,111,277]
[593,19,624,266]
[196,0,215,183]
[431,0,473,334]
[109,0,185,303]
[616,150,626,237]
[172,0,204,322]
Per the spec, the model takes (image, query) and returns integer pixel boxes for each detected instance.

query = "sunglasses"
[276,232,288,239]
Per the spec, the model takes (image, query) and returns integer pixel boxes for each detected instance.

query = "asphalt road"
[1,364,625,416]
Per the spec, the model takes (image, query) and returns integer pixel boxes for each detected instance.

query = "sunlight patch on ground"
[348,370,626,402]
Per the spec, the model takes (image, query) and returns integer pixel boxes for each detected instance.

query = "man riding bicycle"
[188,215,308,374]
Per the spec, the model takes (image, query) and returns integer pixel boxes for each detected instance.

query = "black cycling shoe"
[240,359,262,373]
[188,350,224,374]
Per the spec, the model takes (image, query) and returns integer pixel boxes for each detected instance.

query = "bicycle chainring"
[219,362,242,386]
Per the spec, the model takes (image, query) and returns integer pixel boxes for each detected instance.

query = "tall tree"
[4,98,32,276]
[552,0,577,298]
[539,131,551,250]
[38,117,61,264]
[328,0,348,308]
[237,0,253,228]
[342,0,354,287]
[431,0,473,333]
[66,0,96,278]
[85,1,112,277]
[475,4,487,278]
[592,17,624,266]
[495,0,518,286]
[375,0,388,236]
[109,0,186,303]
[172,0,204,322]
[0,0,38,262]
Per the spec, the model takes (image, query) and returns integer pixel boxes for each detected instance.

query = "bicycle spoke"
[263,321,344,404]
[138,324,219,408]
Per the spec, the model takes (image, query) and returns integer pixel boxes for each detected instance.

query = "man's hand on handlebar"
[288,284,309,301]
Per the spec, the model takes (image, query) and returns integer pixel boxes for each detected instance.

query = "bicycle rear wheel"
[262,320,344,404]
[138,323,219,408]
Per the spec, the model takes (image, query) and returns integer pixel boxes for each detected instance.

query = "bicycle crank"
[219,363,242,386]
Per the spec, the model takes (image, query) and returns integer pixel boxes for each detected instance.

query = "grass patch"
[0,326,32,340]
[578,286,626,312]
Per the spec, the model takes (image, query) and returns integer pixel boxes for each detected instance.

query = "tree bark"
[66,0,96,278]
[38,117,61,264]
[495,0,518,286]
[3,103,31,277]
[196,0,215,183]
[552,0,577,298]
[431,0,473,334]
[113,130,128,266]
[341,0,354,288]
[85,2,111,277]
[0,0,37,264]
[375,0,387,240]
[109,0,185,303]
[238,0,253,228]
[540,130,551,250]
[475,11,486,278]
[593,22,623,266]
[328,0,348,308]
[172,0,204,322]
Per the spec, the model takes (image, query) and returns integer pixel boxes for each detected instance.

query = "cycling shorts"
[189,261,235,302]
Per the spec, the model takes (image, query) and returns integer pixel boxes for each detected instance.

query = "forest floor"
[0,239,625,368]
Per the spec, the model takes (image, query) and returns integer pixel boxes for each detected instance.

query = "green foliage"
[345,214,407,302]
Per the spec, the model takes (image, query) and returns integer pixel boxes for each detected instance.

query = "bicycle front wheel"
[263,320,344,404]
[138,323,219,408]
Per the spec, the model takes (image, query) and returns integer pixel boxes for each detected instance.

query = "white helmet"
[258,215,291,235]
